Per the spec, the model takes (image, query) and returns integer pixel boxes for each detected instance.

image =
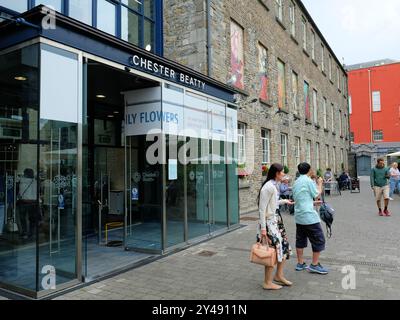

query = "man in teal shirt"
[371,158,391,216]
[292,163,328,275]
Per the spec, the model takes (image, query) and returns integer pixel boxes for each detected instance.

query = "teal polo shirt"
[293,175,321,225]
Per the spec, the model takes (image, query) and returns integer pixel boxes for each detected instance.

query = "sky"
[301,0,400,66]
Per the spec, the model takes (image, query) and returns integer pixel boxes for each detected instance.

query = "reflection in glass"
[0,45,39,292]
[144,0,154,19]
[0,0,27,12]
[69,0,92,25]
[121,7,141,46]
[36,0,63,12]
[144,20,154,52]
[97,0,116,36]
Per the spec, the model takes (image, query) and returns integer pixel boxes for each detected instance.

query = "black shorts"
[296,223,326,253]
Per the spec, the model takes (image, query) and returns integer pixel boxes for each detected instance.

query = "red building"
[348,60,400,175]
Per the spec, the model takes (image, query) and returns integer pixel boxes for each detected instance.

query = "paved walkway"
[53,177,400,300]
[2,178,400,300]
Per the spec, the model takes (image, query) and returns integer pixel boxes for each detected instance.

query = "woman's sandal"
[273,278,293,287]
[263,283,283,290]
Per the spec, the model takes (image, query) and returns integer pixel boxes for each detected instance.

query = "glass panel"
[144,0,154,19]
[227,140,239,226]
[144,19,155,52]
[125,135,162,251]
[121,7,141,46]
[97,0,116,36]
[0,0,27,12]
[35,0,62,12]
[165,137,185,247]
[0,44,39,292]
[69,0,92,25]
[122,0,140,12]
[187,138,210,240]
[211,140,227,232]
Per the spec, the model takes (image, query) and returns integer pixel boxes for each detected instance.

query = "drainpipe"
[206,0,212,77]
[368,69,373,144]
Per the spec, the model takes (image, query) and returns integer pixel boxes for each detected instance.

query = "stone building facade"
[164,0,351,214]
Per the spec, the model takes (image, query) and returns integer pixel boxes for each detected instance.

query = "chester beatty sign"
[129,54,207,91]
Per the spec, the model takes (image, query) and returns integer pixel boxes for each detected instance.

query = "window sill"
[293,114,302,121]
[330,79,334,85]
[259,98,273,108]
[229,86,249,97]
[277,108,289,115]
[257,0,270,11]
[332,132,336,136]
[312,59,318,67]
[315,124,321,130]
[322,71,327,77]
[303,49,310,57]
[291,35,299,45]
[324,129,329,133]
[276,17,287,30]
[305,120,312,125]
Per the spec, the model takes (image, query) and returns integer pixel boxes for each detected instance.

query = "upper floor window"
[277,59,286,110]
[0,0,27,12]
[329,55,332,80]
[69,0,92,25]
[311,30,316,60]
[372,91,381,112]
[230,20,245,90]
[312,89,318,124]
[289,1,296,37]
[238,122,247,165]
[337,67,340,90]
[373,130,383,141]
[97,0,117,36]
[302,17,307,51]
[349,96,352,114]
[261,129,271,164]
[281,133,288,166]
[276,0,283,22]
[36,0,62,11]
[323,97,327,129]
[321,44,325,72]
[291,71,299,114]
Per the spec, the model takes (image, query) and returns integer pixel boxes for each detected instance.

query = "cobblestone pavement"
[3,178,400,300]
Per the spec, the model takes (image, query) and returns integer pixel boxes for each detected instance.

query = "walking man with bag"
[293,163,328,275]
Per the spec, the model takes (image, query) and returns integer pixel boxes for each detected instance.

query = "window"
[349,96,352,114]
[329,55,332,80]
[291,71,299,114]
[230,20,245,90]
[311,30,316,60]
[238,122,246,165]
[97,0,117,36]
[295,137,301,166]
[350,132,354,143]
[333,146,337,173]
[289,1,296,36]
[0,0,27,12]
[276,0,283,21]
[316,142,320,170]
[35,0,62,12]
[331,103,335,132]
[339,110,343,136]
[302,17,307,51]
[261,129,271,164]
[325,145,330,169]
[337,67,340,90]
[281,134,288,166]
[372,91,381,112]
[69,0,92,25]
[277,59,286,109]
[306,140,311,164]
[373,130,383,141]
[121,6,141,46]
[340,149,344,171]
[312,89,318,124]
[323,97,327,129]
[304,81,310,120]
[258,43,269,101]
[321,44,325,72]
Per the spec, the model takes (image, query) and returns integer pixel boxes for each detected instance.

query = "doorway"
[83,60,160,280]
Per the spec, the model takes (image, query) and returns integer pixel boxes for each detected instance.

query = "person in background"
[338,171,351,191]
[389,162,400,201]
[371,158,391,217]
[279,176,292,200]
[324,168,333,195]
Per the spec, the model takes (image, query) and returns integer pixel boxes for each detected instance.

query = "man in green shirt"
[371,158,391,217]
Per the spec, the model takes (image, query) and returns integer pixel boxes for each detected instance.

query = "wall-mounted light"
[96,94,106,99]
[107,115,114,118]
[145,44,152,52]
[14,76,27,81]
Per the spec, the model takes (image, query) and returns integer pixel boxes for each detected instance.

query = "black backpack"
[319,200,335,238]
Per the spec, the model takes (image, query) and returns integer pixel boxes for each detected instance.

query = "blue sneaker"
[308,263,329,275]
[295,262,309,271]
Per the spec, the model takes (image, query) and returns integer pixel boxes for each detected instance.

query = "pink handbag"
[250,241,277,267]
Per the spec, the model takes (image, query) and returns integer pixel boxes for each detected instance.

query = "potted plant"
[284,165,290,175]
[262,164,269,177]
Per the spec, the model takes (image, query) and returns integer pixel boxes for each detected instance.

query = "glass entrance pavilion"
[0,6,239,298]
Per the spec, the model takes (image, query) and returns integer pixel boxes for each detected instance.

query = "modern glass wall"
[0,43,80,296]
